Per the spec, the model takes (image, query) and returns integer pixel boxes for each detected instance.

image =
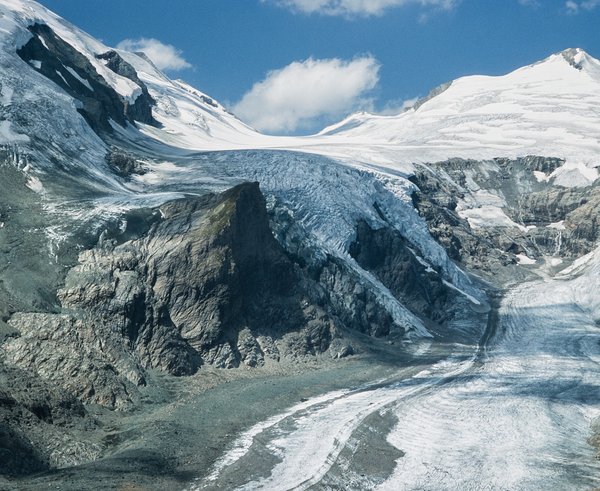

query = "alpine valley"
[0,1,599,490]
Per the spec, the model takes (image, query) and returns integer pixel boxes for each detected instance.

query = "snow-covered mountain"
[319,48,600,182]
[1,0,600,486]
[0,0,598,377]
[0,0,484,302]
[129,45,600,188]
[2,0,600,181]
[0,0,598,368]
[124,43,600,187]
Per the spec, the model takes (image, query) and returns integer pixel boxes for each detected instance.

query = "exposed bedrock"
[349,220,453,328]
[16,24,157,132]
[410,156,600,282]
[0,363,98,476]
[3,183,341,409]
[3,179,477,413]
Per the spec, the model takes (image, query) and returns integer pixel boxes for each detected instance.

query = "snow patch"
[37,33,49,50]
[411,249,436,274]
[26,175,44,194]
[55,69,69,87]
[516,254,536,265]
[442,280,482,305]
[459,205,527,232]
[550,161,598,188]
[64,66,93,91]
[547,221,566,230]
[0,120,29,143]
[1,85,13,105]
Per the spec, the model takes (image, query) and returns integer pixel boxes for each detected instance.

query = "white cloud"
[233,56,380,133]
[566,0,578,11]
[566,0,600,12]
[265,0,457,16]
[116,38,191,71]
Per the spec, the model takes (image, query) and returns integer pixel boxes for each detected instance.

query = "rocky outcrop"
[317,257,396,338]
[105,148,147,177]
[5,313,147,410]
[3,183,344,409]
[0,363,98,476]
[17,24,157,132]
[95,50,156,125]
[410,157,600,281]
[2,177,477,414]
[349,220,454,328]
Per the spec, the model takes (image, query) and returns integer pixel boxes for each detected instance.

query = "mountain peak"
[544,47,600,73]
[558,47,590,70]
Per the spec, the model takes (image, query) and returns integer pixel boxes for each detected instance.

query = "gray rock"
[0,363,99,475]
[409,156,600,284]
[5,313,145,410]
[17,24,157,133]
[3,182,345,410]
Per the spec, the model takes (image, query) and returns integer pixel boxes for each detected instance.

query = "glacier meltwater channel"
[191,262,600,490]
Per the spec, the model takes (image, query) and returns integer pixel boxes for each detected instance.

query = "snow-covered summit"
[556,47,599,71]
[121,44,600,183]
[0,0,261,154]
[0,0,143,102]
[316,48,600,177]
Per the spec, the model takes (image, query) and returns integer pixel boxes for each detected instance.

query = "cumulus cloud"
[233,56,380,133]
[265,0,457,17]
[566,0,600,12]
[116,38,191,71]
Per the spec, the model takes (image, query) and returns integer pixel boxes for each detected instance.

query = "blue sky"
[41,0,600,135]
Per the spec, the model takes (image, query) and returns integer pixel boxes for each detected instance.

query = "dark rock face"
[95,50,156,125]
[16,24,157,133]
[350,220,453,328]
[105,148,147,177]
[317,257,396,338]
[0,363,97,476]
[97,182,337,370]
[2,179,474,414]
[3,183,342,408]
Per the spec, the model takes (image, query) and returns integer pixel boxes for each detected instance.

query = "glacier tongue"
[195,246,600,491]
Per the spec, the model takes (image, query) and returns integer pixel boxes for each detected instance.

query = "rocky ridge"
[2,180,475,417]
[410,156,600,284]
[17,23,157,133]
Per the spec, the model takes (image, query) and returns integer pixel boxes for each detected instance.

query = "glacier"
[0,1,598,489]
[194,254,600,490]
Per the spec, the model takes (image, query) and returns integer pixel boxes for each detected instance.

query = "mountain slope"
[0,0,599,488]
[0,0,487,392]
[319,48,600,184]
